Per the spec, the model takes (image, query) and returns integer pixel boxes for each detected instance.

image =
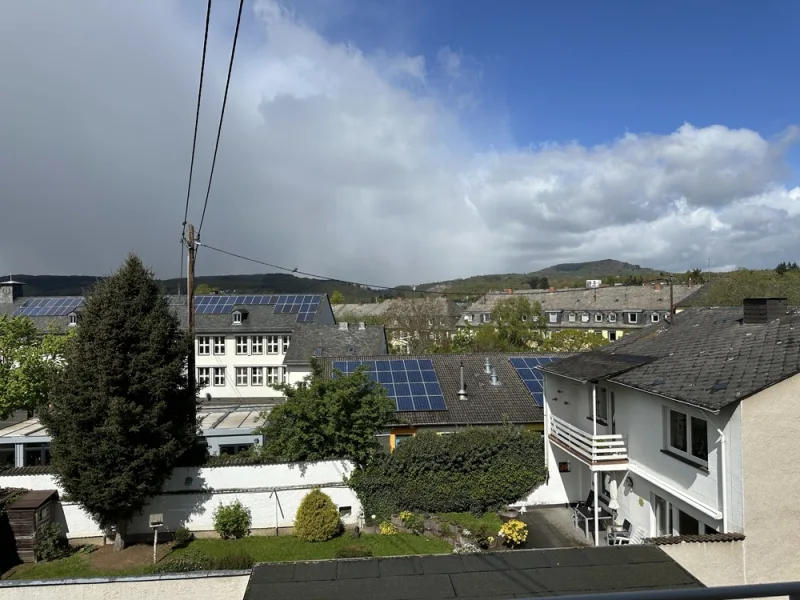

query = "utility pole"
[669,275,675,326]
[186,224,197,402]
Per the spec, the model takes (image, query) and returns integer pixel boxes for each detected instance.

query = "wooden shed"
[6,490,59,563]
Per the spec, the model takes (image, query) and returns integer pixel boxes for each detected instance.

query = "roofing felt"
[243,546,703,600]
[6,489,58,510]
[321,353,569,426]
[542,306,800,412]
[283,324,388,365]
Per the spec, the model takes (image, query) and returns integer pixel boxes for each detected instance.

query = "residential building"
[458,283,697,341]
[333,297,462,353]
[321,353,567,450]
[537,298,800,585]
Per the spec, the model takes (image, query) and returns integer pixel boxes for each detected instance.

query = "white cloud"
[0,0,797,285]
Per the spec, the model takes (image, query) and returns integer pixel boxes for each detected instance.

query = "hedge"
[348,426,546,519]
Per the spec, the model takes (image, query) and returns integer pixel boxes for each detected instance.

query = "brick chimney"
[654,282,661,291]
[742,298,787,324]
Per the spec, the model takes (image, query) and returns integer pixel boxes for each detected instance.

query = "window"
[267,366,284,385]
[667,409,709,464]
[24,444,51,466]
[197,367,210,387]
[628,312,638,324]
[236,367,248,386]
[591,386,611,422]
[251,336,263,354]
[481,313,490,323]
[548,312,558,323]
[394,434,413,448]
[236,336,249,355]
[251,367,263,386]
[266,336,280,354]
[521,315,527,321]
[197,336,210,355]
[608,313,617,323]
[282,335,291,353]
[651,313,660,323]
[0,445,14,467]
[219,444,252,456]
[213,336,226,355]
[568,313,576,322]
[68,313,78,326]
[594,313,603,323]
[609,331,617,341]
[594,331,603,336]
[581,313,590,323]
[213,367,226,386]
[233,311,242,324]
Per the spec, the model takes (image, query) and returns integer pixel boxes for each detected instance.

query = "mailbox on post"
[149,513,164,564]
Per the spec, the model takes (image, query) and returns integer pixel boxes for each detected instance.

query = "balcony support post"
[592,470,599,546]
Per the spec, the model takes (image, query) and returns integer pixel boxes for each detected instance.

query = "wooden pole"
[669,276,674,326]
[187,224,196,403]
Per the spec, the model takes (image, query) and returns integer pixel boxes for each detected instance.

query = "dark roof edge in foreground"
[520,580,800,600]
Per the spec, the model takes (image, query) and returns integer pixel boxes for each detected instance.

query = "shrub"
[379,520,398,535]
[213,500,252,540]
[499,519,528,548]
[335,544,374,558]
[349,427,546,518]
[293,488,342,542]
[34,523,71,562]
[473,524,493,550]
[172,526,194,547]
[153,551,208,574]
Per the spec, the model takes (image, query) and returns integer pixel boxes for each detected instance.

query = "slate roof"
[284,324,388,365]
[321,353,569,426]
[539,353,656,383]
[541,306,800,412]
[244,546,703,600]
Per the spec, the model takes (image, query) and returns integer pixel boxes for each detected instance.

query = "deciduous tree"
[490,296,546,350]
[539,329,610,352]
[383,297,455,354]
[258,360,395,466]
[39,255,197,551]
[0,317,73,419]
[329,290,345,304]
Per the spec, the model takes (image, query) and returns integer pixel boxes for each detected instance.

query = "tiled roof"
[320,353,570,426]
[0,465,54,476]
[284,324,388,365]
[542,306,800,412]
[334,297,463,323]
[645,532,745,545]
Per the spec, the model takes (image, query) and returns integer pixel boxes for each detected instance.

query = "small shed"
[6,490,59,563]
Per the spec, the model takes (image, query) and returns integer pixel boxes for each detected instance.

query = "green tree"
[0,317,74,419]
[39,255,197,551]
[194,283,220,294]
[330,290,345,304]
[776,262,788,276]
[539,329,610,352]
[490,296,546,350]
[257,361,395,466]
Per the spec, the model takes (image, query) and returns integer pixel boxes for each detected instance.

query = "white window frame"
[251,367,263,386]
[267,366,285,385]
[594,313,603,323]
[665,408,709,466]
[282,335,291,353]
[266,336,279,354]
[197,336,211,356]
[233,311,242,325]
[608,313,617,323]
[251,336,263,354]
[235,336,249,355]
[481,313,490,323]
[212,336,226,355]
[197,367,210,387]
[212,367,226,386]
[68,313,78,326]
[235,367,248,386]
[628,312,639,324]
[548,312,558,323]
[651,313,660,323]
[568,313,576,323]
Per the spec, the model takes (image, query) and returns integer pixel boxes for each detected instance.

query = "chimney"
[655,282,661,291]
[505,288,513,294]
[358,321,365,330]
[490,367,500,386]
[548,287,555,293]
[0,278,25,304]
[742,298,788,325]
[457,361,467,400]
[484,357,492,374]
[338,322,348,330]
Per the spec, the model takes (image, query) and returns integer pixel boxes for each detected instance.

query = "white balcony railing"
[549,413,628,464]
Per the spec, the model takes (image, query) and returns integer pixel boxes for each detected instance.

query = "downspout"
[716,426,728,533]
[591,383,599,546]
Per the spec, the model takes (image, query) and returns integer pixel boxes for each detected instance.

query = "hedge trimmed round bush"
[213,500,252,540]
[293,488,342,542]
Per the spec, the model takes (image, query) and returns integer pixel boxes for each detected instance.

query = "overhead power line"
[197,241,682,298]
[197,0,245,240]
[179,0,213,294]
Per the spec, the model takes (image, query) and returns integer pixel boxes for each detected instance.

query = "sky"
[1,0,799,286]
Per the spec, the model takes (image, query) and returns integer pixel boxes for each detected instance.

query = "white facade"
[195,333,310,402]
[543,372,740,544]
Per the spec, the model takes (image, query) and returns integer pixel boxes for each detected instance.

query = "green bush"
[349,427,546,519]
[293,488,342,542]
[153,551,208,573]
[34,523,71,562]
[335,544,374,558]
[473,524,493,549]
[213,500,252,540]
[172,526,194,547]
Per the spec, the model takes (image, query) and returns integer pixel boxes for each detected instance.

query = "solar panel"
[331,359,446,412]
[193,294,321,322]
[12,297,84,317]
[508,356,558,406]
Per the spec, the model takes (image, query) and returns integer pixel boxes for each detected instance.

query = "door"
[610,393,616,435]
[653,494,672,536]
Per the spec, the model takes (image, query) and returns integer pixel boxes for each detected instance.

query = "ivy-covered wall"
[349,427,546,519]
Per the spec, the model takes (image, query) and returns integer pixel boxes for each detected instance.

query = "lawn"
[436,512,503,534]
[3,533,451,581]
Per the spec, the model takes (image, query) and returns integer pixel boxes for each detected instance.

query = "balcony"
[549,413,628,469]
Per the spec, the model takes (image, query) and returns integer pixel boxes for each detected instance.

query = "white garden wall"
[0,460,359,540]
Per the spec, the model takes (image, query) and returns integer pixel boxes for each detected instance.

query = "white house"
[537,298,800,585]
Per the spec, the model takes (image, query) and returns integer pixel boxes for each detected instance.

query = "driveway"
[515,507,590,549]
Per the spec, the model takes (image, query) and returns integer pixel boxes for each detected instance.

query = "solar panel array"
[509,356,557,406]
[12,297,84,317]
[331,359,447,412]
[193,295,322,322]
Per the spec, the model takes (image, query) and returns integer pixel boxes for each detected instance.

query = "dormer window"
[232,311,243,324]
[651,313,660,323]
[608,313,617,323]
[68,313,78,326]
[568,313,576,323]
[594,313,603,323]
[580,313,590,323]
